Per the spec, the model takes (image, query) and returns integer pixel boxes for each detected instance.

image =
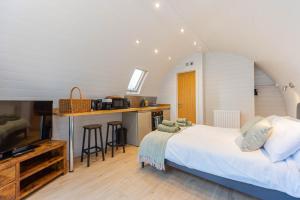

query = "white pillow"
[284,116,300,122]
[263,118,300,162]
[265,115,280,124]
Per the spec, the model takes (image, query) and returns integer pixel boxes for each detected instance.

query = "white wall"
[283,89,300,118]
[158,53,204,124]
[254,67,287,117]
[159,52,254,126]
[203,53,254,126]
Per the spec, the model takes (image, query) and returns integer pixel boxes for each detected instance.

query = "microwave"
[106,97,130,109]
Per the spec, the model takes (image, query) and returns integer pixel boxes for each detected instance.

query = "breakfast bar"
[55,105,170,172]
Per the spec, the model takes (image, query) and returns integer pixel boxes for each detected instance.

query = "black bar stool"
[81,124,105,167]
[105,121,125,157]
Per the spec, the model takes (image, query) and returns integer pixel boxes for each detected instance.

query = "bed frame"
[141,161,299,200]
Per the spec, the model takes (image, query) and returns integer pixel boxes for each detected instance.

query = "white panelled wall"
[254,67,287,117]
[159,52,255,127]
[204,53,254,126]
[158,53,204,124]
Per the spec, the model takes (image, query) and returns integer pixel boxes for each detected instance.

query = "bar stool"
[81,124,105,167]
[105,121,125,157]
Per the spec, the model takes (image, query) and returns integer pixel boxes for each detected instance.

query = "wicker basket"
[59,87,91,114]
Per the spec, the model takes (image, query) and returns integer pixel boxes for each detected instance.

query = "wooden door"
[177,71,196,123]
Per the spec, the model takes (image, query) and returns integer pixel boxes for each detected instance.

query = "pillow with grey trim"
[240,116,264,136]
[236,119,272,152]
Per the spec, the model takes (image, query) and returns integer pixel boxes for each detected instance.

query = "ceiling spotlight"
[193,41,197,46]
[154,2,160,8]
[180,28,185,33]
[289,82,295,88]
[135,40,140,45]
[154,49,159,54]
[168,56,172,61]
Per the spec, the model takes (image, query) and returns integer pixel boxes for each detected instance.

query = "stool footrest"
[106,141,126,147]
[83,146,103,155]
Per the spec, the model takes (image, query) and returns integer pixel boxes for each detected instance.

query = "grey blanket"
[138,130,177,170]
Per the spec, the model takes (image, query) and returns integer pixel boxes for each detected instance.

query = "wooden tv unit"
[0,140,67,200]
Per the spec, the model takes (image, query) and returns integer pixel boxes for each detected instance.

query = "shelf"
[20,169,64,199]
[0,140,66,200]
[20,156,64,181]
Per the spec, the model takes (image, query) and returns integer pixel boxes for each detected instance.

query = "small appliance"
[91,99,103,110]
[151,111,163,130]
[106,97,130,109]
[102,98,113,110]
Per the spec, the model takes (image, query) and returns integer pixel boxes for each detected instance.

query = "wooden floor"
[27,146,256,200]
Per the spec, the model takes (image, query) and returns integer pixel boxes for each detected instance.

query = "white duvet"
[165,125,300,198]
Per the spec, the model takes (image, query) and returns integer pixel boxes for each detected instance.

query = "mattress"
[165,125,300,198]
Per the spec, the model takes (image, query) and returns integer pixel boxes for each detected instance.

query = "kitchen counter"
[54,104,170,117]
[54,104,170,172]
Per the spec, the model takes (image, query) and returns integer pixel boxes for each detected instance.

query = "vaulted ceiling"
[1,0,299,111]
[168,0,300,91]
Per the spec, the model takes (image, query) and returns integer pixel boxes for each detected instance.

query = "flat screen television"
[0,100,53,159]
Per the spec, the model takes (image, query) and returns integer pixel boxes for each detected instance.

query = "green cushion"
[157,124,180,133]
[236,119,272,152]
[162,120,175,127]
[176,118,187,123]
[240,116,263,136]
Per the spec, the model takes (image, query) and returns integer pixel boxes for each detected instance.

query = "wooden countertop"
[54,104,170,117]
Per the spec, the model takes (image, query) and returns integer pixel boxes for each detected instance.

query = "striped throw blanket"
[138,130,176,170]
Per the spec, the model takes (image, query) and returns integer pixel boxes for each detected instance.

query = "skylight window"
[127,68,148,94]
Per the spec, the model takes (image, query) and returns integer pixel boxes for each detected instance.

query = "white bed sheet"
[165,125,300,198]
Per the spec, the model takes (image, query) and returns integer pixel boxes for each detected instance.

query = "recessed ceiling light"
[168,56,172,61]
[193,41,197,46]
[135,40,141,45]
[154,2,160,8]
[154,49,159,54]
[180,28,185,33]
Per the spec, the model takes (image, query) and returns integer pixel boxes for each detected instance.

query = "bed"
[143,125,300,200]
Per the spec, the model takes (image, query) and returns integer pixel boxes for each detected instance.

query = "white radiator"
[213,110,240,128]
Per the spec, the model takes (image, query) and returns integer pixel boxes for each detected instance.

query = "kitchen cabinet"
[123,108,171,146]
[123,111,152,146]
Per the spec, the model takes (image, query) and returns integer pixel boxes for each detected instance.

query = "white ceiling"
[1,0,299,107]
[0,0,203,98]
[167,0,300,91]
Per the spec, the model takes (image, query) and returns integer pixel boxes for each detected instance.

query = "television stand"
[0,140,67,200]
[12,144,39,157]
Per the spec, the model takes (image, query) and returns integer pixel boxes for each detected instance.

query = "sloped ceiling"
[0,0,202,99]
[166,0,300,94]
[0,0,299,112]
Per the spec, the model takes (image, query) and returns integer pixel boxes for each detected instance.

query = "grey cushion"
[240,116,263,136]
[236,119,272,152]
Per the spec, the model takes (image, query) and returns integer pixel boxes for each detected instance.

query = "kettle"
[140,98,149,107]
